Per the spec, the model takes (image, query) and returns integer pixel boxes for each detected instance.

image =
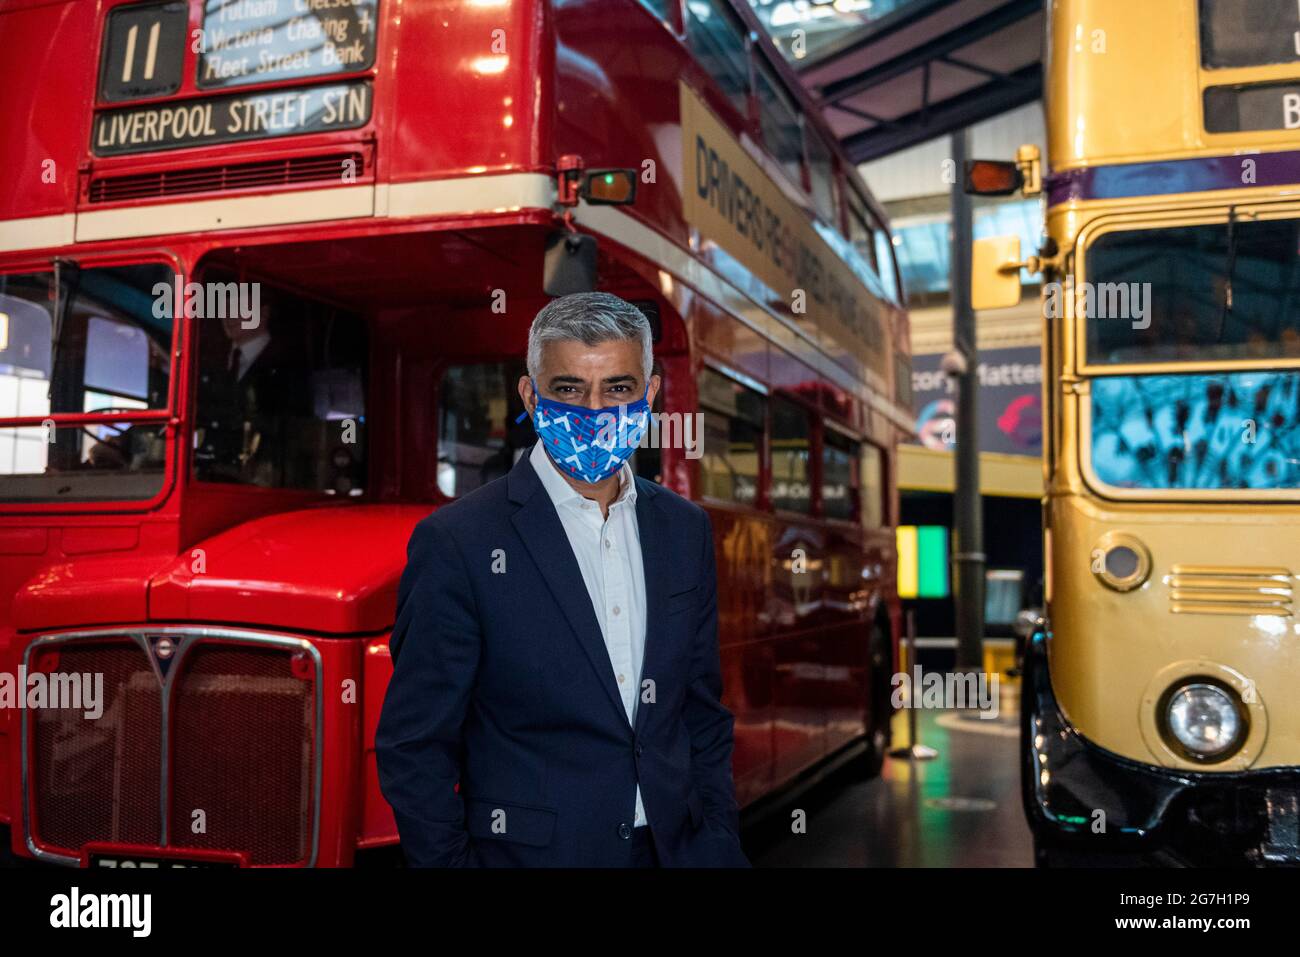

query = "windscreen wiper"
[1215,206,1238,345]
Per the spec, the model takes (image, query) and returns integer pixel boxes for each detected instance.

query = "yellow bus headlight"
[1159,680,1249,763]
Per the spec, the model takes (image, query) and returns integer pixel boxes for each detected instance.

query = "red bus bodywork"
[0,0,910,865]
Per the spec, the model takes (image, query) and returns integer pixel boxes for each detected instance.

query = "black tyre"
[852,620,893,779]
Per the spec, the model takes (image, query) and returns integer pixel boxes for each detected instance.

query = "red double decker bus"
[0,0,911,867]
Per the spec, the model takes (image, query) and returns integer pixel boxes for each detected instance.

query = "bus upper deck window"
[684,0,750,119]
[874,227,901,304]
[806,128,838,226]
[756,61,802,188]
[847,192,880,277]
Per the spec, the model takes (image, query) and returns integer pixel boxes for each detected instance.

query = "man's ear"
[517,375,536,415]
[646,373,663,407]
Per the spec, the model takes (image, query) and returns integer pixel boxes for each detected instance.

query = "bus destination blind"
[1204,80,1300,134]
[92,80,372,155]
[96,0,379,104]
[197,0,379,90]
[1199,0,1300,69]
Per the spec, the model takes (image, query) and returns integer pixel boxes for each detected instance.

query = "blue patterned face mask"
[519,378,650,484]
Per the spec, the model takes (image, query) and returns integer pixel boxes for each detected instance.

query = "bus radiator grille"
[30,641,163,852]
[167,644,316,866]
[26,634,317,866]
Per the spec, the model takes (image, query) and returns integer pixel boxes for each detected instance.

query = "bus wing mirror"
[971,235,1024,311]
[543,230,599,296]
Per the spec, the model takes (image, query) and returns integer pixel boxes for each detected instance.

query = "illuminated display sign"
[197,0,379,90]
[1204,80,1300,134]
[93,0,378,155]
[1199,0,1300,133]
[896,525,949,599]
[98,1,189,103]
[908,347,1042,457]
[93,80,372,155]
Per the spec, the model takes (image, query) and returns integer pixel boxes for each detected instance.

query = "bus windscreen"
[1084,217,1300,366]
[0,264,175,502]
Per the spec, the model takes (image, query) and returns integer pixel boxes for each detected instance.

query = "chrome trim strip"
[75,185,375,243]
[21,626,324,868]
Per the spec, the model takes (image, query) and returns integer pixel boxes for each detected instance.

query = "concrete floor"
[745,688,1034,867]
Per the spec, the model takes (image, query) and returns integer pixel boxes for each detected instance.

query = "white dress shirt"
[229,331,270,381]
[529,439,649,827]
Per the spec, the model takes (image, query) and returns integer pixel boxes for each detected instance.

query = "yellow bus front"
[1031,193,1300,865]
[975,0,1300,865]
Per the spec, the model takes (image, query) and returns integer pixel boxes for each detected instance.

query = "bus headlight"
[1159,680,1248,762]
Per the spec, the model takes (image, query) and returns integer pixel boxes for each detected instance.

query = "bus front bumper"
[1023,631,1300,866]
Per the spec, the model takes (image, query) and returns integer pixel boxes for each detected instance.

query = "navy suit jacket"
[375,447,751,867]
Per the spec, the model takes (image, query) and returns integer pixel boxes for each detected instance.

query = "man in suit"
[194,297,313,486]
[375,292,750,868]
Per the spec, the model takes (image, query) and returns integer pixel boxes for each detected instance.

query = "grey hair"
[526,292,653,381]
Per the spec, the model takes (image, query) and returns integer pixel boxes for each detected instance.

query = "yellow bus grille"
[1168,565,1294,617]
